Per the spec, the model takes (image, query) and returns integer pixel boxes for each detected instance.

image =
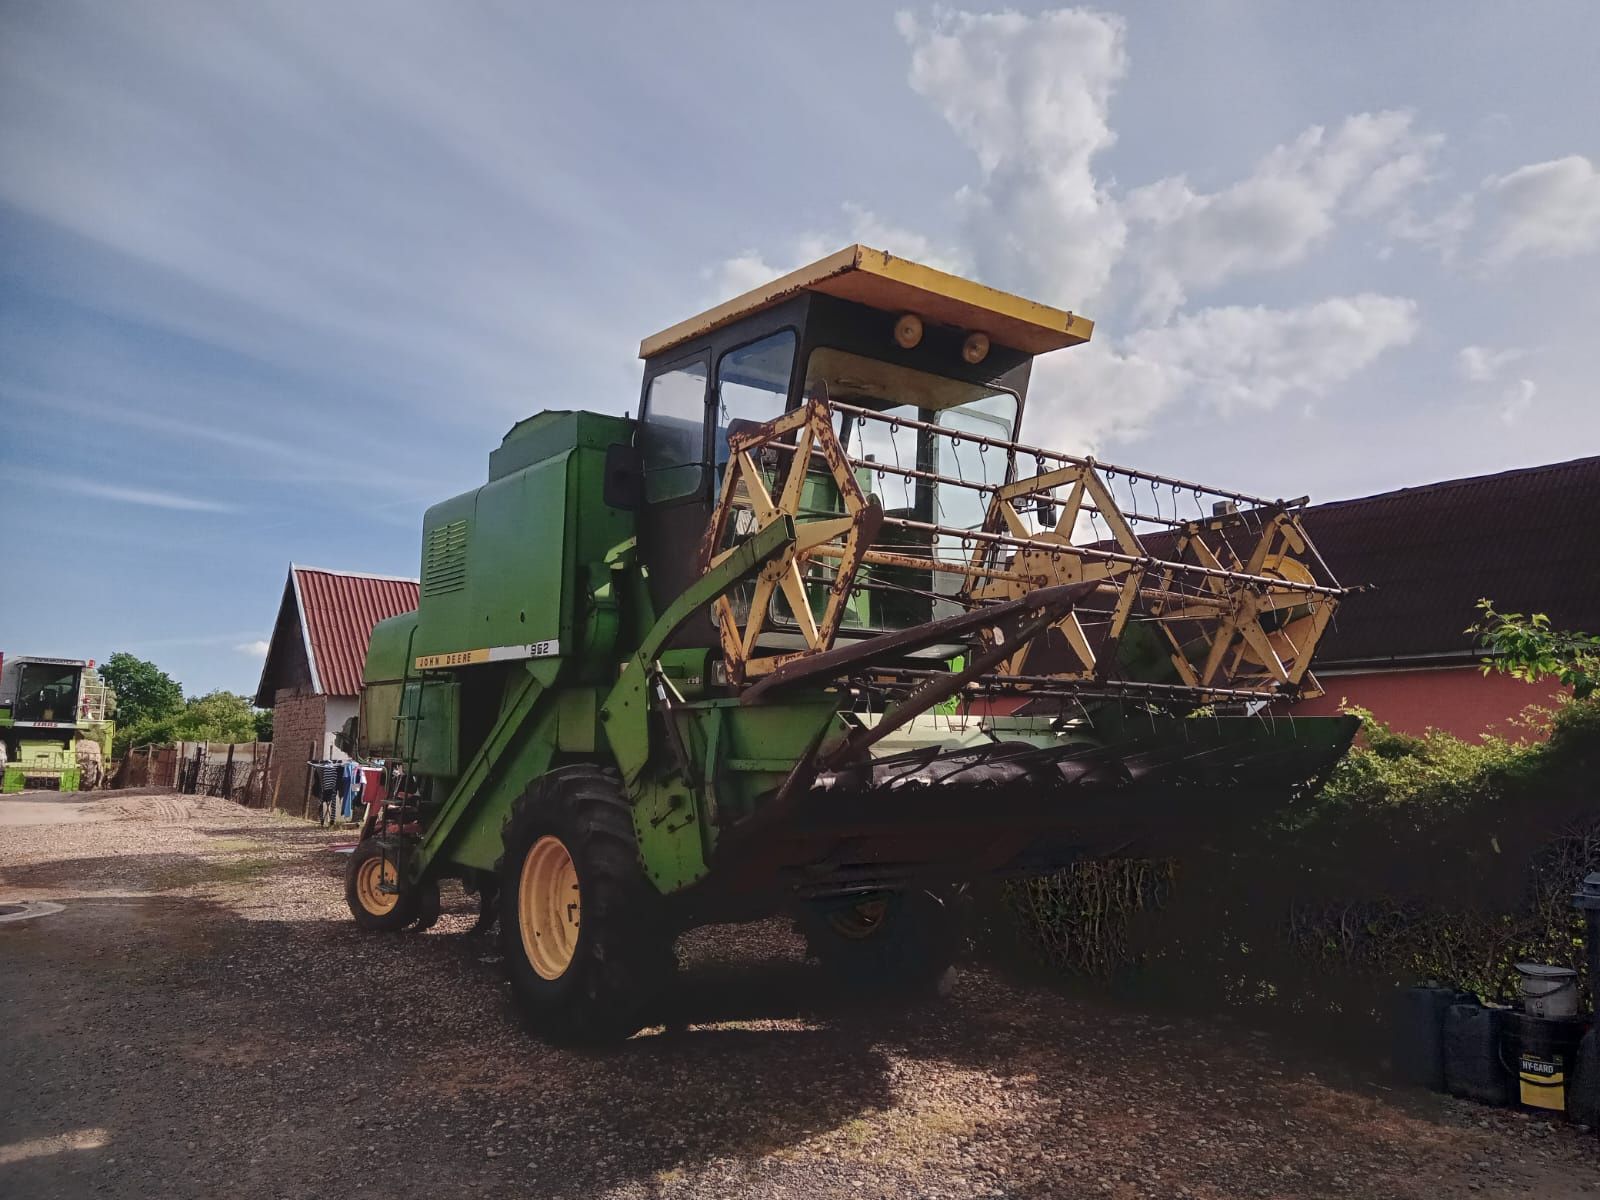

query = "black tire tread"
[802,888,960,997]
[497,765,672,1044]
[344,839,420,933]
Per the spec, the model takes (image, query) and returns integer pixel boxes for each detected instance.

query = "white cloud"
[1389,193,1476,261]
[1028,294,1420,448]
[718,9,1430,457]
[1456,344,1527,383]
[707,204,965,300]
[1499,378,1538,425]
[897,7,1129,306]
[1455,343,1540,426]
[235,640,271,658]
[1479,155,1600,264]
[1124,112,1440,320]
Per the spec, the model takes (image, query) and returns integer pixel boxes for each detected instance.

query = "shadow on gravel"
[3,851,907,1199]
[18,823,1595,1200]
[190,822,349,848]
[0,850,290,893]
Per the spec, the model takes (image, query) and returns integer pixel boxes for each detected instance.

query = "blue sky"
[3,1,1597,697]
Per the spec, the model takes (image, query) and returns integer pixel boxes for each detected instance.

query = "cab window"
[14,664,81,723]
[639,356,710,503]
[715,331,796,477]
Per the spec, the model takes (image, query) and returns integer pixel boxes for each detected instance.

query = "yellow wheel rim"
[355,854,399,916]
[519,835,580,980]
[828,898,888,940]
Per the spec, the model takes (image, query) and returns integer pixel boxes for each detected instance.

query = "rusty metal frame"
[698,395,1347,704]
[697,400,883,683]
[1148,510,1336,696]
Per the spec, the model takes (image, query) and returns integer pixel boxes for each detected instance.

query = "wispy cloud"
[235,640,271,658]
[1457,344,1528,383]
[1499,378,1538,425]
[56,475,238,513]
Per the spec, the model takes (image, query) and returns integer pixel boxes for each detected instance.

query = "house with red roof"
[255,565,418,810]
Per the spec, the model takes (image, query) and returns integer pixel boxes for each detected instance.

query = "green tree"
[100,652,184,731]
[1470,600,1599,700]
[171,691,262,744]
[253,707,273,743]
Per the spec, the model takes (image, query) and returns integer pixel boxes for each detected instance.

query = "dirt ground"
[2,791,1598,1200]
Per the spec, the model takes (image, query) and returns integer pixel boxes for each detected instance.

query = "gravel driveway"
[3,790,1598,1199]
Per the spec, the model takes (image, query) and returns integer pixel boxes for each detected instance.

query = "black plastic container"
[1574,872,1600,1001]
[1569,1029,1600,1126]
[1506,1012,1588,1113]
[1444,1002,1515,1106]
[1395,986,1467,1090]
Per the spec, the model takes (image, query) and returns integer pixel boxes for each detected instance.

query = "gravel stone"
[3,790,1600,1199]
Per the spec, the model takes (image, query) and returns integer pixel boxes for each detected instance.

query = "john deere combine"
[346,246,1357,1042]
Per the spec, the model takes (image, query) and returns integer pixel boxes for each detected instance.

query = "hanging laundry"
[338,759,365,821]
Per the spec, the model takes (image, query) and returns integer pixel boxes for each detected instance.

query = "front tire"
[801,888,961,997]
[345,839,419,932]
[497,765,673,1044]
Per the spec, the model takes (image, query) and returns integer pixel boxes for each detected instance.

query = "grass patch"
[206,837,266,853]
[150,856,279,891]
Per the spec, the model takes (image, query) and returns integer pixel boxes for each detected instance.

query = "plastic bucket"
[1516,962,1579,1019]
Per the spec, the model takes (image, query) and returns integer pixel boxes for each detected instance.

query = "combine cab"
[347,246,1358,1042]
[0,654,112,792]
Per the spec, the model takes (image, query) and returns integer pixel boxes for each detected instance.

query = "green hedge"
[1006,697,1600,1019]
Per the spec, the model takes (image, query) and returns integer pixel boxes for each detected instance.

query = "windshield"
[807,346,1018,521]
[781,348,1021,630]
[14,663,82,723]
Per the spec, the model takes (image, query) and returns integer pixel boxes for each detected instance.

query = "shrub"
[1005,696,1600,1022]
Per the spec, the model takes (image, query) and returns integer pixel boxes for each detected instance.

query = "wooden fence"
[115,741,278,807]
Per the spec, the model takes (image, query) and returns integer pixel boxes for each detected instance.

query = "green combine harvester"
[0,654,112,792]
[346,246,1358,1043]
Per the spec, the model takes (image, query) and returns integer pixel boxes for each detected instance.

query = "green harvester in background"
[343,246,1360,1044]
[0,654,113,793]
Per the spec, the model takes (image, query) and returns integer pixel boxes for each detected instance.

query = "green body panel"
[446,700,561,871]
[416,658,562,873]
[632,774,702,891]
[2,739,84,793]
[555,687,601,754]
[366,614,418,681]
[4,765,81,793]
[359,411,641,880]
[628,697,842,892]
[358,614,417,759]
[399,678,459,776]
[410,411,633,672]
[600,515,797,787]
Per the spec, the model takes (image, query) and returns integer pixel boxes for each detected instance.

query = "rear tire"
[345,839,419,932]
[497,765,673,1045]
[801,888,961,997]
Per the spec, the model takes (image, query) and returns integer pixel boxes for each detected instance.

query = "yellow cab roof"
[638,244,1093,360]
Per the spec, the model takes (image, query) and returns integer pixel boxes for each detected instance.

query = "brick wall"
[270,689,327,815]
[1288,665,1567,740]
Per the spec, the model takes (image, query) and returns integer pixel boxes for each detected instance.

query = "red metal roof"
[280,567,417,698]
